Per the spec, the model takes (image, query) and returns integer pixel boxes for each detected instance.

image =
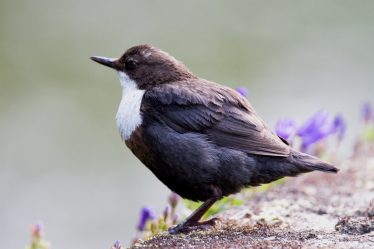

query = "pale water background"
[1,1,373,248]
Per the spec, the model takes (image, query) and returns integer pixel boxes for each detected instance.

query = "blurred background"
[1,1,373,248]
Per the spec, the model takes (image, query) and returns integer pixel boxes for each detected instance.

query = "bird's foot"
[168,217,221,234]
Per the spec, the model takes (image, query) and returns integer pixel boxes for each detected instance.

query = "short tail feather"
[289,149,339,173]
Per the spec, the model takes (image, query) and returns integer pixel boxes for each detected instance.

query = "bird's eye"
[125,59,137,70]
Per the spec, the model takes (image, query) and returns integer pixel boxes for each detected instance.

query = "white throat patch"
[116,72,145,140]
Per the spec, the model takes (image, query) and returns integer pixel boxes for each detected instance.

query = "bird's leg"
[168,196,220,234]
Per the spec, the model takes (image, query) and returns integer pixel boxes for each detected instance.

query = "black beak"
[90,56,118,70]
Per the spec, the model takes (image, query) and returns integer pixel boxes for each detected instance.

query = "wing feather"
[142,80,290,157]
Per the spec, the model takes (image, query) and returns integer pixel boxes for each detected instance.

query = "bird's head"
[91,44,195,89]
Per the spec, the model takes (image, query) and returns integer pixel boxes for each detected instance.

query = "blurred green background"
[1,1,373,248]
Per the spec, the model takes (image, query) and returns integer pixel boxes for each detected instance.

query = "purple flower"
[332,114,346,141]
[111,240,122,249]
[163,206,169,221]
[30,222,43,238]
[297,110,336,151]
[275,118,298,141]
[168,192,179,210]
[137,206,155,231]
[235,87,248,97]
[362,102,372,123]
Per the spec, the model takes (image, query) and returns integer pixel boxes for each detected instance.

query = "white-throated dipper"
[90,44,338,234]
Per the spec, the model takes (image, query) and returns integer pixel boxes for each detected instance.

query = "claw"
[168,217,221,234]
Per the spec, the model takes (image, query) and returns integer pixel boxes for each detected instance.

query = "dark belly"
[125,122,255,201]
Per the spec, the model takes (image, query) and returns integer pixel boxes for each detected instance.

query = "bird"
[90,44,338,234]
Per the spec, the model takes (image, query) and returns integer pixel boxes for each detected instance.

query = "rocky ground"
[131,147,374,249]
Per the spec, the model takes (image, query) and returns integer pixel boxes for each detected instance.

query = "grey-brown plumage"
[91,44,338,234]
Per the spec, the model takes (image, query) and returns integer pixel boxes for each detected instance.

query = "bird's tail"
[288,149,339,173]
[248,149,338,186]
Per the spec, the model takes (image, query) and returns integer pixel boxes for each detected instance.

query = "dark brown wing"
[142,80,290,157]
